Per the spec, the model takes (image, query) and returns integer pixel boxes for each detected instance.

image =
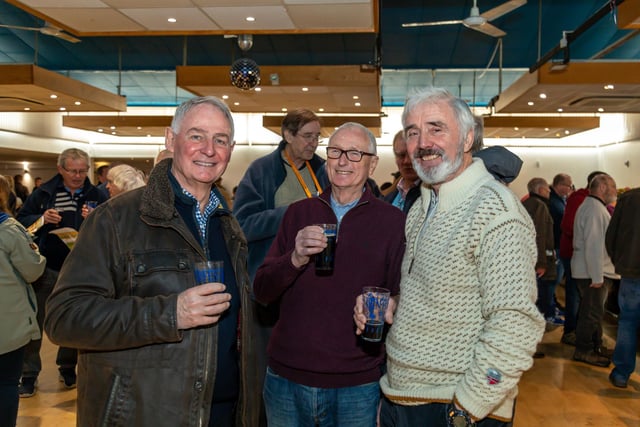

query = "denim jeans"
[561,257,580,335]
[575,278,612,352]
[611,277,640,380]
[263,367,379,427]
[379,396,513,427]
[536,278,556,320]
[22,268,77,379]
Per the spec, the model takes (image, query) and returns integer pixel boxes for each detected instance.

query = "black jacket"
[606,188,640,278]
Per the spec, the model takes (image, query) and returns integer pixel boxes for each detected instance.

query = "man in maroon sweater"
[254,122,406,427]
[559,170,608,345]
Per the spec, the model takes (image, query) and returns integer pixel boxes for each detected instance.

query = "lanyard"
[283,149,323,198]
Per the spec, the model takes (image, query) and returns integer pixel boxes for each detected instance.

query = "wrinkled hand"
[353,294,398,336]
[291,225,327,268]
[590,282,604,289]
[176,283,231,330]
[535,267,546,278]
[43,208,62,225]
[81,205,90,219]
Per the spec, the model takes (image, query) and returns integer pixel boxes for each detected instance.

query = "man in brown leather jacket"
[45,96,260,427]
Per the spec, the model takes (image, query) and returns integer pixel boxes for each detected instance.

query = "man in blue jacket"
[16,148,107,397]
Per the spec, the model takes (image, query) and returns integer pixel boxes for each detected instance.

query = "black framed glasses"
[62,166,89,176]
[326,147,375,162]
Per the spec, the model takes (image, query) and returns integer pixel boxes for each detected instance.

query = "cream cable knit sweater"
[381,159,545,421]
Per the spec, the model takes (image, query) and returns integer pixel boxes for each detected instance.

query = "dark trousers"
[380,396,513,427]
[0,346,26,427]
[575,278,612,352]
[22,268,77,379]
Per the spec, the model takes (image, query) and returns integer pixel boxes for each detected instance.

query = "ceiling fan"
[402,0,526,38]
[0,22,81,43]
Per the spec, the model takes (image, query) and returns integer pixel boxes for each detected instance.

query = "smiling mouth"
[416,148,442,162]
[194,160,215,167]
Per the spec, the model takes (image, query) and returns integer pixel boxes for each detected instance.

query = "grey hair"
[329,122,377,155]
[471,115,484,153]
[402,87,475,146]
[58,148,90,169]
[527,177,548,194]
[107,164,146,193]
[170,96,235,143]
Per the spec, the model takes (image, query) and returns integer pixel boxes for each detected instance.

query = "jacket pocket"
[100,372,132,427]
[126,249,194,297]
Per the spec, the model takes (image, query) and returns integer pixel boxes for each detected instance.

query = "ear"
[165,127,175,151]
[368,155,379,177]
[283,129,294,143]
[463,129,474,153]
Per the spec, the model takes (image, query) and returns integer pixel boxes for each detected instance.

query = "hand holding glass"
[194,261,224,285]
[361,287,390,342]
[315,224,337,274]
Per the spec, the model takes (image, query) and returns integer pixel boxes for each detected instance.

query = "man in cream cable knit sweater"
[355,87,544,427]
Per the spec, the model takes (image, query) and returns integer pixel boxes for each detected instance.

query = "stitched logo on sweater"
[487,368,502,385]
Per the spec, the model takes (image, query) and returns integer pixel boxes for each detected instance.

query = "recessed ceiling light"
[527,101,534,106]
[137,126,142,130]
[604,84,614,90]
[354,102,361,107]
[98,128,104,132]
[555,133,561,137]
[24,107,30,111]
[281,107,287,112]
[111,131,116,135]
[318,108,324,112]
[168,18,177,23]
[234,102,240,106]
[539,93,547,99]
[302,87,309,92]
[564,130,570,135]
[147,134,151,137]
[59,107,66,111]
[50,94,58,99]
[557,108,563,112]
[544,128,549,131]
[254,87,261,92]
[514,127,519,131]
[110,126,116,130]
[246,16,255,22]
[597,107,604,112]
[353,95,359,100]
[222,95,229,99]
[74,101,81,105]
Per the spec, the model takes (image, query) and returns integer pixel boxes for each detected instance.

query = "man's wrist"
[446,402,475,427]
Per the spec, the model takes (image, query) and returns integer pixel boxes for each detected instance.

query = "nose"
[202,139,217,156]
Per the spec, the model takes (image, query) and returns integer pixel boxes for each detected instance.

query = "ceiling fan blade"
[481,0,526,22]
[465,22,506,38]
[39,25,81,43]
[53,31,81,43]
[0,23,41,31]
[402,19,463,28]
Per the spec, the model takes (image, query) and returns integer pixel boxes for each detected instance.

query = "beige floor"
[16,324,640,427]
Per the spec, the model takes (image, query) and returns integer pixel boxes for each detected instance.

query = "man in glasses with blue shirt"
[254,122,405,427]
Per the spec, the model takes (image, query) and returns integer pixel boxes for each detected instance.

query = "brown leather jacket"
[44,160,261,427]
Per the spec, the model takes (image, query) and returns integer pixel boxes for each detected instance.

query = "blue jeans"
[22,268,77,379]
[561,257,580,335]
[263,367,380,427]
[0,345,25,427]
[611,277,640,380]
[536,278,556,320]
[379,396,513,427]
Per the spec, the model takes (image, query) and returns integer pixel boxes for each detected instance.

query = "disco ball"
[230,58,261,90]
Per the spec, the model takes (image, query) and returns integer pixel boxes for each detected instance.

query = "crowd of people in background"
[0,89,638,427]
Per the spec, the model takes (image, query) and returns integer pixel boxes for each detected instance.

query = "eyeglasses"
[62,166,89,176]
[298,132,321,143]
[326,147,375,162]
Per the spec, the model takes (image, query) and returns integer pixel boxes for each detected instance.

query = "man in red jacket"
[559,170,608,345]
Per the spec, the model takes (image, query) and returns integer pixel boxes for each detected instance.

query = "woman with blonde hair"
[0,176,46,426]
[106,164,146,198]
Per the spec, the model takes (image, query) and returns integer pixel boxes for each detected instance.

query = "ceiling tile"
[287,4,373,29]
[35,8,145,32]
[120,8,219,31]
[202,6,294,31]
